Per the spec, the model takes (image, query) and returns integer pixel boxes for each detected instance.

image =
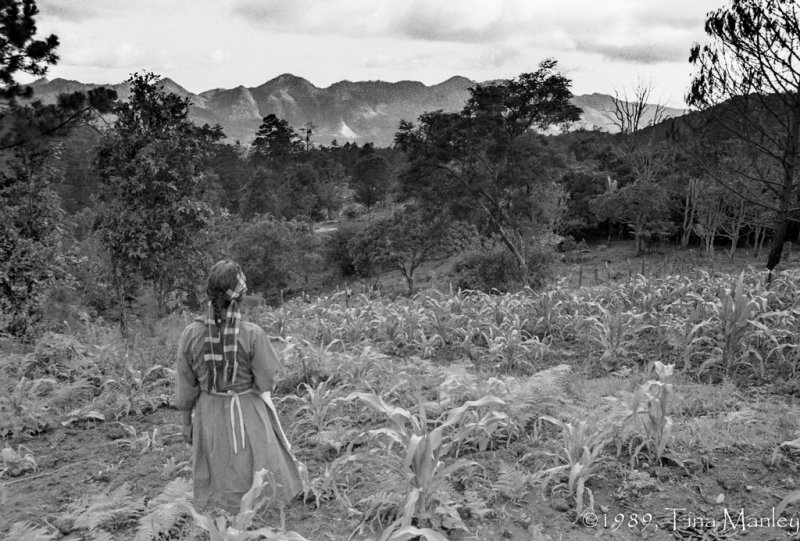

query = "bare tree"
[604,79,667,138]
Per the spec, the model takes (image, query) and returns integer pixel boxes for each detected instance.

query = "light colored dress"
[175,319,302,512]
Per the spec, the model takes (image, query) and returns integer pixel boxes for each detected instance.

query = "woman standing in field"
[175,259,302,511]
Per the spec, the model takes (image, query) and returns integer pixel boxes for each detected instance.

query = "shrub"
[450,244,554,293]
[323,222,362,278]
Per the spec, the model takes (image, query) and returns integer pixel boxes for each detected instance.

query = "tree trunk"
[493,221,530,287]
[112,261,129,336]
[681,179,697,247]
[769,100,800,279]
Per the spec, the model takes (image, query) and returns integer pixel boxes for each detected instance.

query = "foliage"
[580,304,653,371]
[350,392,506,534]
[0,0,58,102]
[95,72,223,325]
[0,1,116,338]
[395,60,581,285]
[537,416,611,518]
[1,444,37,477]
[687,0,800,272]
[323,222,362,278]
[148,470,311,541]
[606,362,676,466]
[450,243,554,293]
[698,271,760,377]
[348,209,475,294]
[133,477,192,541]
[0,147,66,338]
[230,215,319,301]
[2,521,57,541]
[591,178,674,255]
[59,483,144,538]
[351,153,391,210]
[251,114,303,169]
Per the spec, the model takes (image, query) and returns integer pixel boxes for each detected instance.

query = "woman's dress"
[175,320,302,511]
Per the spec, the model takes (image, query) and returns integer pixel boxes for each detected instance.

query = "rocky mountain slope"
[28,75,686,147]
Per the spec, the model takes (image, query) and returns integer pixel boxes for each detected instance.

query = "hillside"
[26,75,686,147]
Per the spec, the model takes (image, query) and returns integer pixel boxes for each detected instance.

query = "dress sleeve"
[175,325,200,411]
[251,328,280,394]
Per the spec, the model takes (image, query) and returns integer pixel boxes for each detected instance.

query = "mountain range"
[27,74,687,147]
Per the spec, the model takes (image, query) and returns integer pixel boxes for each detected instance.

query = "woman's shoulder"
[181,320,206,337]
[241,320,269,335]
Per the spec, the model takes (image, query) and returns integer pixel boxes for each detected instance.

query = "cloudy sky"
[31,0,722,107]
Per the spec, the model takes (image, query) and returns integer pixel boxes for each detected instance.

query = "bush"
[324,222,362,278]
[450,244,555,293]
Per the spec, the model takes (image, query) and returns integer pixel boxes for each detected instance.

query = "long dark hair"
[206,259,243,322]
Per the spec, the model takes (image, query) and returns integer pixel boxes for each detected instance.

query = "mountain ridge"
[27,75,687,147]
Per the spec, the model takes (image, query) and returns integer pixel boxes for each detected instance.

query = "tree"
[594,81,677,253]
[604,79,667,137]
[95,72,224,327]
[251,114,302,168]
[687,0,800,277]
[230,215,314,302]
[350,153,390,210]
[395,60,582,285]
[0,0,116,337]
[0,0,58,102]
[592,176,674,253]
[0,143,65,337]
[348,209,475,295]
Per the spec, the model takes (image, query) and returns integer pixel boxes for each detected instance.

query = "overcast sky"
[30,0,723,108]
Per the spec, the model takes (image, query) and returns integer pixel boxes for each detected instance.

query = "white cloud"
[208,49,226,63]
[63,42,153,70]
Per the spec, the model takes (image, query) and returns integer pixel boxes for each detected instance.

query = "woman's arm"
[251,327,279,394]
[175,325,201,412]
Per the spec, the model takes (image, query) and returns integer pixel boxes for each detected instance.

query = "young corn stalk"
[700,272,759,377]
[348,392,506,535]
[662,316,714,373]
[1,444,38,477]
[582,304,652,371]
[285,379,345,439]
[537,416,611,519]
[607,361,675,467]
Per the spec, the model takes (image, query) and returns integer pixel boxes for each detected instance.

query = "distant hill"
[27,75,687,147]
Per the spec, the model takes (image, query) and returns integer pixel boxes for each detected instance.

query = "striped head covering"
[202,264,247,391]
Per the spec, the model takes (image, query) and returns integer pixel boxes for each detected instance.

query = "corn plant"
[348,392,505,534]
[1,444,38,477]
[581,305,652,371]
[101,364,170,419]
[483,327,548,374]
[536,416,611,518]
[303,453,362,509]
[0,377,55,437]
[284,379,345,437]
[700,271,760,377]
[661,316,714,372]
[115,422,181,454]
[160,457,191,479]
[531,291,563,338]
[606,362,675,467]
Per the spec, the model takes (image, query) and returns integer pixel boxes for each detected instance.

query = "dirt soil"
[4,402,800,541]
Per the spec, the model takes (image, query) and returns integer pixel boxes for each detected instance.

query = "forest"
[3,0,800,540]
